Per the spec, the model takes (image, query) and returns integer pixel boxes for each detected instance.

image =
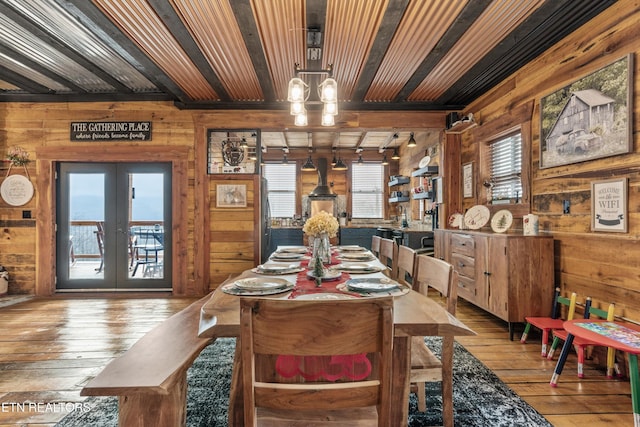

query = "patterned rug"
[56,337,552,426]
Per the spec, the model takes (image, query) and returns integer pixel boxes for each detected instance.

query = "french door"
[56,162,172,290]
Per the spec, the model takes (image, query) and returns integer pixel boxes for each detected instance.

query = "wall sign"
[70,121,152,141]
[591,177,627,233]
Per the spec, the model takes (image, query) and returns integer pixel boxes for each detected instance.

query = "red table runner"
[276,249,371,382]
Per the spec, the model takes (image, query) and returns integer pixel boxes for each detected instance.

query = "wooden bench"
[81,295,214,427]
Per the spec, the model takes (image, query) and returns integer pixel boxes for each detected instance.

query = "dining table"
[561,319,640,427]
[198,245,476,426]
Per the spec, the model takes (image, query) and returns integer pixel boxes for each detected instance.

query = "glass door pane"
[56,162,171,290]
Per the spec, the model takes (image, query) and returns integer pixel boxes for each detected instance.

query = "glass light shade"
[290,101,305,115]
[287,77,308,102]
[294,111,308,126]
[381,153,389,165]
[321,113,334,126]
[319,78,338,103]
[391,148,400,160]
[323,101,338,116]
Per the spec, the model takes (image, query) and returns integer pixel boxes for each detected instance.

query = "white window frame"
[263,163,296,218]
[488,132,522,202]
[351,163,384,219]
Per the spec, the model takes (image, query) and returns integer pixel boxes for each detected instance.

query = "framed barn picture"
[540,54,633,169]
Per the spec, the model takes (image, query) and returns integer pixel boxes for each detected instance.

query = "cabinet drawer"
[457,275,477,301]
[450,233,475,257]
[451,253,475,279]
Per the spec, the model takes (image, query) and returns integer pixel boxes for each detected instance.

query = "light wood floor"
[0,295,632,426]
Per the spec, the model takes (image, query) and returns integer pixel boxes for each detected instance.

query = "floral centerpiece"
[303,211,339,281]
[7,146,30,167]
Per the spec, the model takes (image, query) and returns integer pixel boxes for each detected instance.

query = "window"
[263,163,296,217]
[489,132,522,201]
[351,163,384,218]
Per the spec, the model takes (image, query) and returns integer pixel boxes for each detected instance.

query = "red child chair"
[520,288,577,357]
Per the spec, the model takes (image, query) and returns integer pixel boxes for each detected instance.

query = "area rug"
[56,337,551,427]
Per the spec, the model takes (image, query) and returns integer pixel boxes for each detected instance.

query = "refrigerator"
[260,177,271,264]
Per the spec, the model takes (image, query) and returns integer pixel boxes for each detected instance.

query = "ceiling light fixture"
[381,152,389,166]
[391,133,400,160]
[331,148,337,165]
[288,63,338,127]
[301,133,316,171]
[357,153,364,165]
[333,157,347,171]
[407,132,416,147]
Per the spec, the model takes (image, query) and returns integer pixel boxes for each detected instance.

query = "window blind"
[489,133,522,200]
[263,163,296,217]
[351,163,384,218]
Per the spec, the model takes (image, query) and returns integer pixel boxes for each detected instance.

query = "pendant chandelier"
[288,64,338,127]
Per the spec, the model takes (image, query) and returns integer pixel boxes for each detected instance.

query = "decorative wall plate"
[464,205,490,230]
[448,212,463,228]
[418,156,431,168]
[1,175,34,206]
[491,209,513,233]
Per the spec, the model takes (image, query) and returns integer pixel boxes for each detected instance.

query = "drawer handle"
[458,262,465,268]
[484,271,491,276]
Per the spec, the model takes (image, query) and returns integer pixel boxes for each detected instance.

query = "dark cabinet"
[339,228,377,250]
[268,228,304,254]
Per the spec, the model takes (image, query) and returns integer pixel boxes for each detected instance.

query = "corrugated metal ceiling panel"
[409,0,544,101]
[365,0,467,102]
[171,0,263,101]
[324,0,388,102]
[93,0,218,100]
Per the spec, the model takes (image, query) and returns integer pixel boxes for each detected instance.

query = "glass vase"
[311,232,331,264]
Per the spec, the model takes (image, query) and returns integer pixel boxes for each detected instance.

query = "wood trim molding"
[35,146,191,296]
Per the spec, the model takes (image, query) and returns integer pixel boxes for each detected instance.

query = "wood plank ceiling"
[0,0,615,151]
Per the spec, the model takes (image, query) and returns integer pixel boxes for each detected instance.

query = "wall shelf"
[388,176,410,186]
[411,166,439,177]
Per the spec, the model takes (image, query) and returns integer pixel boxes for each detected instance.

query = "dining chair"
[520,288,578,357]
[371,235,381,258]
[394,244,417,287]
[548,299,619,379]
[95,221,105,273]
[409,254,457,427]
[378,237,397,277]
[131,227,164,277]
[240,296,394,426]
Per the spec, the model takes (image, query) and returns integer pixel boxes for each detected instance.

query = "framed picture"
[462,162,473,198]
[540,54,633,169]
[591,178,627,233]
[216,184,247,208]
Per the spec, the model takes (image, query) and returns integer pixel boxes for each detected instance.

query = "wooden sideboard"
[434,229,554,339]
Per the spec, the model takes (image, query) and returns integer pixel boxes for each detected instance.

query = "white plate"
[464,205,491,230]
[277,247,308,254]
[270,253,307,261]
[338,253,375,261]
[1,175,34,206]
[418,156,431,168]
[346,278,399,292]
[251,264,304,275]
[334,263,384,274]
[295,293,357,300]
[448,213,463,228]
[221,281,294,296]
[306,269,342,281]
[337,245,366,252]
[233,277,291,290]
[491,209,513,233]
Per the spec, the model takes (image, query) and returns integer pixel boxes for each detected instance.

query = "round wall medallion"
[1,175,34,206]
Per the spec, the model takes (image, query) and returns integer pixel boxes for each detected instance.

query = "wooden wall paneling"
[208,175,259,289]
[461,0,640,318]
[35,144,191,296]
